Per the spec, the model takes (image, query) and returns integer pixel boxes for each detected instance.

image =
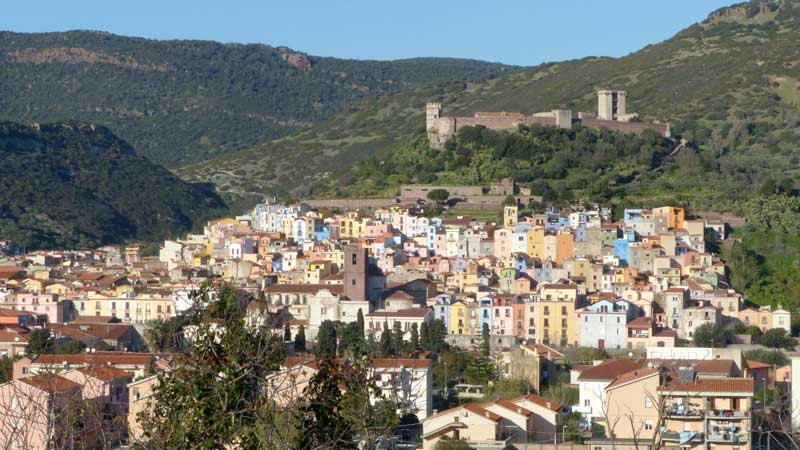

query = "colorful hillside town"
[0,200,794,449]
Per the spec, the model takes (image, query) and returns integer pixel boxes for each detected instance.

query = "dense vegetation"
[180,0,800,211]
[0,121,225,249]
[0,30,512,166]
[336,124,673,202]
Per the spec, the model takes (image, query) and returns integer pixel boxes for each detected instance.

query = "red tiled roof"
[19,374,81,393]
[627,318,653,329]
[746,360,771,370]
[33,352,169,367]
[484,399,533,416]
[76,365,134,382]
[606,368,659,389]
[661,378,754,394]
[578,359,647,381]
[511,393,563,412]
[368,308,430,319]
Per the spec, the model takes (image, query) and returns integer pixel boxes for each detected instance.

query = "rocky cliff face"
[9,47,170,72]
[276,47,311,71]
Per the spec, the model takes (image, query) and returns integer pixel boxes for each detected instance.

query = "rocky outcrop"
[707,0,778,22]
[9,47,170,72]
[276,47,311,71]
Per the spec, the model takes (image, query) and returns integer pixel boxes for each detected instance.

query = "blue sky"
[3,1,734,66]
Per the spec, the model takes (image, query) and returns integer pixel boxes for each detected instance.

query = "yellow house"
[77,292,174,324]
[503,205,518,228]
[536,284,579,346]
[450,301,468,335]
[652,206,685,230]
[23,278,45,293]
[527,226,545,259]
[45,282,72,296]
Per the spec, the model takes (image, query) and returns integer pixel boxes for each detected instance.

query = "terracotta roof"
[76,365,134,381]
[387,291,414,301]
[0,328,28,342]
[484,399,533,416]
[606,368,659,389]
[368,308,430,319]
[512,393,563,412]
[654,329,678,337]
[48,323,132,341]
[0,308,35,317]
[661,378,754,394]
[627,318,653,329]
[33,352,169,367]
[19,374,81,393]
[746,360,772,370]
[578,359,647,381]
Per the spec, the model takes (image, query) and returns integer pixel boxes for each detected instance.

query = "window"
[645,420,653,430]
[561,306,567,314]
[584,400,590,406]
[584,316,588,323]
[645,397,653,408]
[352,254,358,265]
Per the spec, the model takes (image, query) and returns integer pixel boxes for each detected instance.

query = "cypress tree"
[283,323,292,342]
[380,322,393,357]
[294,325,307,353]
[316,320,338,359]
[419,322,430,351]
[409,323,419,349]
[356,308,365,339]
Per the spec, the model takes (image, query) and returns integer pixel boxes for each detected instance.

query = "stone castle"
[426,90,671,148]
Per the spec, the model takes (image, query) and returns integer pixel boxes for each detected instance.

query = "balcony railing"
[661,431,704,443]
[707,409,747,419]
[666,406,704,418]
[468,437,512,449]
[707,433,748,444]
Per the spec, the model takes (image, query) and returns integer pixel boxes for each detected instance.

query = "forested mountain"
[179,0,800,211]
[0,30,512,166]
[0,122,226,249]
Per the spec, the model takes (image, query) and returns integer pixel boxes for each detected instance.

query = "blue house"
[314,224,330,242]
[574,223,588,242]
[433,294,452,330]
[614,239,630,266]
[478,296,493,333]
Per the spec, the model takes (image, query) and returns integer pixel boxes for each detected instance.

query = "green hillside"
[0,30,512,166]
[179,0,800,211]
[0,121,226,249]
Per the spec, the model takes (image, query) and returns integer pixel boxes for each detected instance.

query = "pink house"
[492,296,514,336]
[12,293,69,324]
[0,374,83,449]
[365,222,393,239]
[62,365,133,416]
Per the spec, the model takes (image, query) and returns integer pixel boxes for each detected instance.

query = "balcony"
[666,406,704,418]
[661,431,704,443]
[707,433,748,444]
[707,409,747,419]
[468,437,512,449]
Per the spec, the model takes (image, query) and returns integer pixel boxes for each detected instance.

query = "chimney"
[546,401,552,409]
[485,411,491,418]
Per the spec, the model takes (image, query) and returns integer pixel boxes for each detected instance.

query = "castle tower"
[597,90,626,121]
[343,244,368,302]
[426,102,442,132]
[503,205,518,228]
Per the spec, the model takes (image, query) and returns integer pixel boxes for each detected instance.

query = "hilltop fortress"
[426,90,671,148]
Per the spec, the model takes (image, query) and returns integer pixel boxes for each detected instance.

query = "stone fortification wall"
[302,198,398,210]
[401,184,484,201]
[581,118,671,138]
